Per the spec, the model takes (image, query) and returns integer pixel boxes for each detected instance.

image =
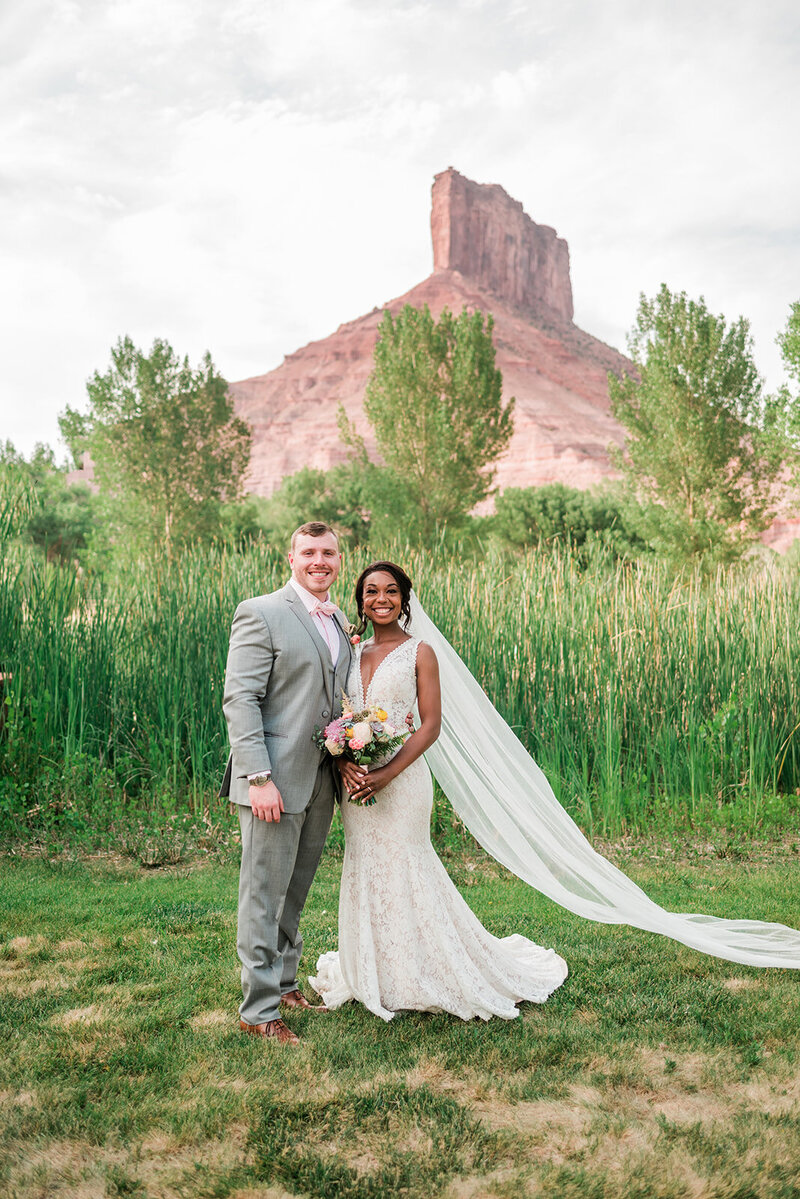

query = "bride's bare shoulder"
[414,640,439,672]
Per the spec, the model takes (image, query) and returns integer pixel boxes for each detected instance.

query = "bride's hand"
[337,759,367,795]
[349,766,389,804]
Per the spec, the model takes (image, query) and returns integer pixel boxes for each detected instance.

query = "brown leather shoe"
[281,988,328,1012]
[239,1017,300,1044]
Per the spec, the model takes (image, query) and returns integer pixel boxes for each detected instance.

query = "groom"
[220,521,353,1045]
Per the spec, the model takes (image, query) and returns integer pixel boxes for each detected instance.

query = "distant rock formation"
[65,451,96,491]
[230,168,630,499]
[431,168,574,322]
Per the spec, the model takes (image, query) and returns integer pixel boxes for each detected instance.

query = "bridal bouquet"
[314,695,407,801]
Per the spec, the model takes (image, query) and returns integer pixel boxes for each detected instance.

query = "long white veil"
[410,592,800,969]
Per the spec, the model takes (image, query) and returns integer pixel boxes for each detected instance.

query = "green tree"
[217,459,390,552]
[0,442,97,565]
[359,305,515,538]
[777,301,800,385]
[609,285,782,562]
[775,301,800,489]
[493,482,647,559]
[60,337,251,558]
[0,445,34,560]
[253,463,373,549]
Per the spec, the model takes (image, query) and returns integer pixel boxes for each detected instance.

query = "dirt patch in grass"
[476,1088,601,1134]
[445,1168,521,1197]
[0,960,26,978]
[14,1138,129,1198]
[228,1189,301,1199]
[648,1091,731,1124]
[95,982,137,1006]
[190,1007,230,1031]
[474,1085,601,1167]
[51,1003,107,1027]
[0,1089,36,1106]
[722,976,760,991]
[402,1059,499,1104]
[467,1052,800,1190]
[636,1046,723,1088]
[743,1073,800,1114]
[56,938,88,953]
[6,935,44,954]
[8,1128,253,1199]
[0,970,73,997]
[0,933,100,1000]
[60,955,96,973]
[346,1150,383,1175]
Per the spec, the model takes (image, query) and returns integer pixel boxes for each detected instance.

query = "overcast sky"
[2,0,799,459]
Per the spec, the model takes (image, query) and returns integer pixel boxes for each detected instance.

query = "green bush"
[493,482,648,558]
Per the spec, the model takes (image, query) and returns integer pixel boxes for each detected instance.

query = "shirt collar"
[289,577,331,612]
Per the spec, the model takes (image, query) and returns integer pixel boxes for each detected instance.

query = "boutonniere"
[346,623,361,646]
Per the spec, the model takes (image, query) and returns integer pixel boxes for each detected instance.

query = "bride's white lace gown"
[310,637,568,1021]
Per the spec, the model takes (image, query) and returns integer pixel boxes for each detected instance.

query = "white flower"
[325,737,344,755]
[350,721,373,745]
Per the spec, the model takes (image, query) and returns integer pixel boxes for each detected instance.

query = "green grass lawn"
[1,846,799,1198]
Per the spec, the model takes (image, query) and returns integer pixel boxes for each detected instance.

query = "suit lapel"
[332,611,353,665]
[332,611,354,701]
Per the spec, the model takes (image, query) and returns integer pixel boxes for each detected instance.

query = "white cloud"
[1,0,798,455]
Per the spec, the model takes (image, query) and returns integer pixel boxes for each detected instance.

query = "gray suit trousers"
[236,763,335,1025]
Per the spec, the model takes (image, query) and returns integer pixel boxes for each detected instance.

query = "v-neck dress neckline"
[357,638,414,706]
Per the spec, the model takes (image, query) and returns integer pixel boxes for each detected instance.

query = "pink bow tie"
[310,599,337,618]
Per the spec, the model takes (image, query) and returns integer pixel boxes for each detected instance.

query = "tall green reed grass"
[1,535,798,838]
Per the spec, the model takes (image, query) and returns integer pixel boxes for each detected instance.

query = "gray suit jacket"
[219,583,354,813]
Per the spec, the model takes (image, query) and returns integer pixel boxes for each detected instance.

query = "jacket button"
[322,710,329,718]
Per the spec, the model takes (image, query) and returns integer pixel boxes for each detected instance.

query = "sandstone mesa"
[230,167,631,504]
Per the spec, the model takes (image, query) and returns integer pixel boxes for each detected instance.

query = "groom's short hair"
[290,521,339,551]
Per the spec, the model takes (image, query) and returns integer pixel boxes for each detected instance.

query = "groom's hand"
[249,780,285,823]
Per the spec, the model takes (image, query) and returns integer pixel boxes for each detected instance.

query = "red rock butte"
[230,167,631,500]
[228,169,798,551]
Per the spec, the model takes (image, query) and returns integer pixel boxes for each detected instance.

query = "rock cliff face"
[431,168,574,323]
[231,169,629,499]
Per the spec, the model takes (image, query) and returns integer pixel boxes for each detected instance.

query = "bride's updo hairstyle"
[354,561,413,634]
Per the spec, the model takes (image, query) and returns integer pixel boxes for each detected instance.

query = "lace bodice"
[349,636,420,727]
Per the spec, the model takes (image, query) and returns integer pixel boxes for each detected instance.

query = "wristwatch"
[250,773,272,787]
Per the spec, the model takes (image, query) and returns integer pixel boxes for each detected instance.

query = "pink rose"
[350,634,361,645]
[349,739,365,751]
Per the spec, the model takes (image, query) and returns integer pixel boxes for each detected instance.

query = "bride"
[310,560,568,1021]
[311,560,800,1022]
